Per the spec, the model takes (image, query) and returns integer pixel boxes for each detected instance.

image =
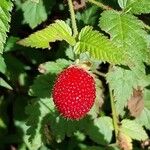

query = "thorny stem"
[86,0,111,10]
[67,0,78,37]
[109,83,119,142]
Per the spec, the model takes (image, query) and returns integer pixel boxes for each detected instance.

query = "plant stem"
[67,0,78,37]
[94,70,106,78]
[109,85,119,141]
[86,0,111,10]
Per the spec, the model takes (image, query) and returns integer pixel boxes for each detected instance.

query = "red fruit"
[52,66,96,120]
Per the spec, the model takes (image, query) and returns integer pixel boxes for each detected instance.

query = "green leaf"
[123,0,150,14]
[49,115,91,142]
[107,67,139,114]
[0,55,6,74]
[4,36,20,52]
[29,73,56,98]
[22,0,47,28]
[29,59,71,98]
[18,20,76,49]
[100,10,150,114]
[121,119,148,141]
[136,108,150,130]
[74,26,126,65]
[86,116,113,145]
[39,59,72,74]
[143,88,150,109]
[100,10,150,66]
[76,6,99,26]
[0,77,12,90]
[25,98,55,150]
[0,0,13,53]
[79,145,104,150]
[117,0,128,9]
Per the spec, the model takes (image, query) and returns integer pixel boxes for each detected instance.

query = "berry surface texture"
[52,66,96,120]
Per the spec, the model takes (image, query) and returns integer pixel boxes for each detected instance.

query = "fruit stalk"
[67,0,78,37]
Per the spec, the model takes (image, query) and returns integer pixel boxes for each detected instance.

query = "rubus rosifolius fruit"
[52,65,96,120]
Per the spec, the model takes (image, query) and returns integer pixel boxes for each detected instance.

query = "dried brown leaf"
[118,132,133,150]
[127,89,144,117]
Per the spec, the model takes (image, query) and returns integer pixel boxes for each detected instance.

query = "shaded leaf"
[4,36,20,52]
[76,6,99,26]
[86,116,113,145]
[49,115,91,142]
[29,73,56,98]
[25,98,55,149]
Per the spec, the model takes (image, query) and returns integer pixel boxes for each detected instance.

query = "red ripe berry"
[52,66,96,120]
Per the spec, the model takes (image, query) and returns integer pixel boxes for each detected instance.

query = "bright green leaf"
[18,20,76,49]
[99,10,150,66]
[0,0,13,53]
[74,26,127,65]
[124,0,150,14]
[121,119,148,141]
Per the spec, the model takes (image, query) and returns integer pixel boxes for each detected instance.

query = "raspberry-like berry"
[52,66,96,120]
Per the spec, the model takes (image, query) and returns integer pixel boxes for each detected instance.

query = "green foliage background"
[0,0,150,150]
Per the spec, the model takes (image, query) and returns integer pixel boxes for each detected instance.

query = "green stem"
[109,86,119,141]
[67,0,78,37]
[86,0,111,10]
[93,70,106,78]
